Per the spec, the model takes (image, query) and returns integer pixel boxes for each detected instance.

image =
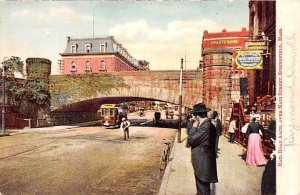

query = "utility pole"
[178,58,183,143]
[1,58,7,136]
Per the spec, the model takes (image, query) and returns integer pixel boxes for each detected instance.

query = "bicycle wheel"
[159,151,167,171]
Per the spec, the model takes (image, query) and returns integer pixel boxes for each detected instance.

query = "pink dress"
[246,133,267,166]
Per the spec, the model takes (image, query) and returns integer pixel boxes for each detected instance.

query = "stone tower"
[202,48,232,121]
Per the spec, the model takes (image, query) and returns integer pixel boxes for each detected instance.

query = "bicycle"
[159,138,171,171]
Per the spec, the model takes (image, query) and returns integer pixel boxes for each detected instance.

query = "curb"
[158,131,179,195]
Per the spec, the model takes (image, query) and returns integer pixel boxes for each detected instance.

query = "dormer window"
[100,42,107,52]
[71,44,77,53]
[85,43,91,53]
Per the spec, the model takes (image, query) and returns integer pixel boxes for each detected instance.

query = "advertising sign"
[235,51,263,69]
[245,40,268,53]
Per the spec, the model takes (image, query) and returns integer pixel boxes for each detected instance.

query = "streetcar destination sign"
[235,51,263,69]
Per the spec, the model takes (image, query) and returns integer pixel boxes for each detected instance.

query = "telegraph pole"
[1,58,6,136]
[178,58,183,143]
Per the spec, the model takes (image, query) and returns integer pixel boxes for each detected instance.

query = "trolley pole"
[178,58,183,143]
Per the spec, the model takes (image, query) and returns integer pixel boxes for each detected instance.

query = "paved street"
[0,125,176,195]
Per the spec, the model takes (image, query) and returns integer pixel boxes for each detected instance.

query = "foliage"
[1,56,50,118]
[50,73,130,109]
[1,56,25,78]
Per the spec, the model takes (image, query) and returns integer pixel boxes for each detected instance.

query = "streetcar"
[98,104,128,127]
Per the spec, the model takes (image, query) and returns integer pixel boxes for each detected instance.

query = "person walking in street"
[211,111,222,156]
[246,117,266,166]
[228,118,237,143]
[120,117,131,140]
[187,103,218,195]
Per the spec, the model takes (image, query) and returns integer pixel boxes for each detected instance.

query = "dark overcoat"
[187,118,218,183]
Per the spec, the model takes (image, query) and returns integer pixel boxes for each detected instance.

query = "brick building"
[59,36,149,74]
[248,1,276,105]
[201,28,250,115]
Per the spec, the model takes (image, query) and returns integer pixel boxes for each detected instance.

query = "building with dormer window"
[59,36,149,74]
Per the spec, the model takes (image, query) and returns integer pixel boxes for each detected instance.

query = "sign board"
[245,40,268,53]
[235,51,263,69]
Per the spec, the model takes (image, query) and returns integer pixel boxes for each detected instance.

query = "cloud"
[44,28,51,36]
[11,9,31,17]
[10,6,92,24]
[109,19,221,70]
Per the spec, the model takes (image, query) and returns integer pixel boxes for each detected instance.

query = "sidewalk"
[159,131,265,195]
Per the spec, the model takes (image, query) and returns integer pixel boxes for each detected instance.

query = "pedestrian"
[228,118,237,143]
[185,113,195,148]
[187,103,218,195]
[246,117,266,166]
[261,120,276,195]
[211,111,222,155]
[120,117,130,140]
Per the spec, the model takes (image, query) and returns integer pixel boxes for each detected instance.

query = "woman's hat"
[191,103,210,114]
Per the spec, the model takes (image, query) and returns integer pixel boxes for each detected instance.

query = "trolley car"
[98,104,128,127]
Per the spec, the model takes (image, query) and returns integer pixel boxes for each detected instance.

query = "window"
[85,44,91,53]
[100,43,107,52]
[99,60,106,71]
[70,61,77,73]
[71,45,77,53]
[85,61,91,72]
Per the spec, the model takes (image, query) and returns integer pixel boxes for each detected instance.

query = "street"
[0,118,176,194]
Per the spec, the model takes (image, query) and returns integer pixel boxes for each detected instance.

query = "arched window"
[70,61,77,73]
[99,60,106,71]
[85,61,91,73]
[100,42,107,52]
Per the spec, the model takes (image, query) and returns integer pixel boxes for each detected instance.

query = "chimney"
[66,36,70,43]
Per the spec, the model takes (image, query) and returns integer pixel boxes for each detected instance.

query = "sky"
[0,0,249,75]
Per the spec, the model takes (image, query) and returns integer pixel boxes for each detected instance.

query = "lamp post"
[178,58,183,143]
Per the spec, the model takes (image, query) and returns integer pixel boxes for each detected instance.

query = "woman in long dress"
[246,117,266,166]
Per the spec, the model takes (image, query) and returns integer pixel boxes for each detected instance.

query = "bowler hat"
[191,103,210,114]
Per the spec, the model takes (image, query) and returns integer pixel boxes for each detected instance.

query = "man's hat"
[191,103,210,114]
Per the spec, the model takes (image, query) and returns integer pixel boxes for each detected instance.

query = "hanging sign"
[235,51,263,69]
[245,40,268,53]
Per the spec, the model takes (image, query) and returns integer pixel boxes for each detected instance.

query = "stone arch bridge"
[48,70,203,124]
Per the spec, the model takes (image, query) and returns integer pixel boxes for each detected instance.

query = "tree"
[1,56,50,118]
[1,56,25,111]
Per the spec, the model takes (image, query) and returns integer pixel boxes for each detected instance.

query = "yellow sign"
[211,40,239,45]
[246,41,266,46]
[246,46,268,50]
[235,51,263,69]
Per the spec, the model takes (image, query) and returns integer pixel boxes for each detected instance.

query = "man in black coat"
[188,103,218,195]
[261,120,276,195]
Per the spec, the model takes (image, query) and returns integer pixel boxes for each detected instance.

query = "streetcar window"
[104,109,110,116]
